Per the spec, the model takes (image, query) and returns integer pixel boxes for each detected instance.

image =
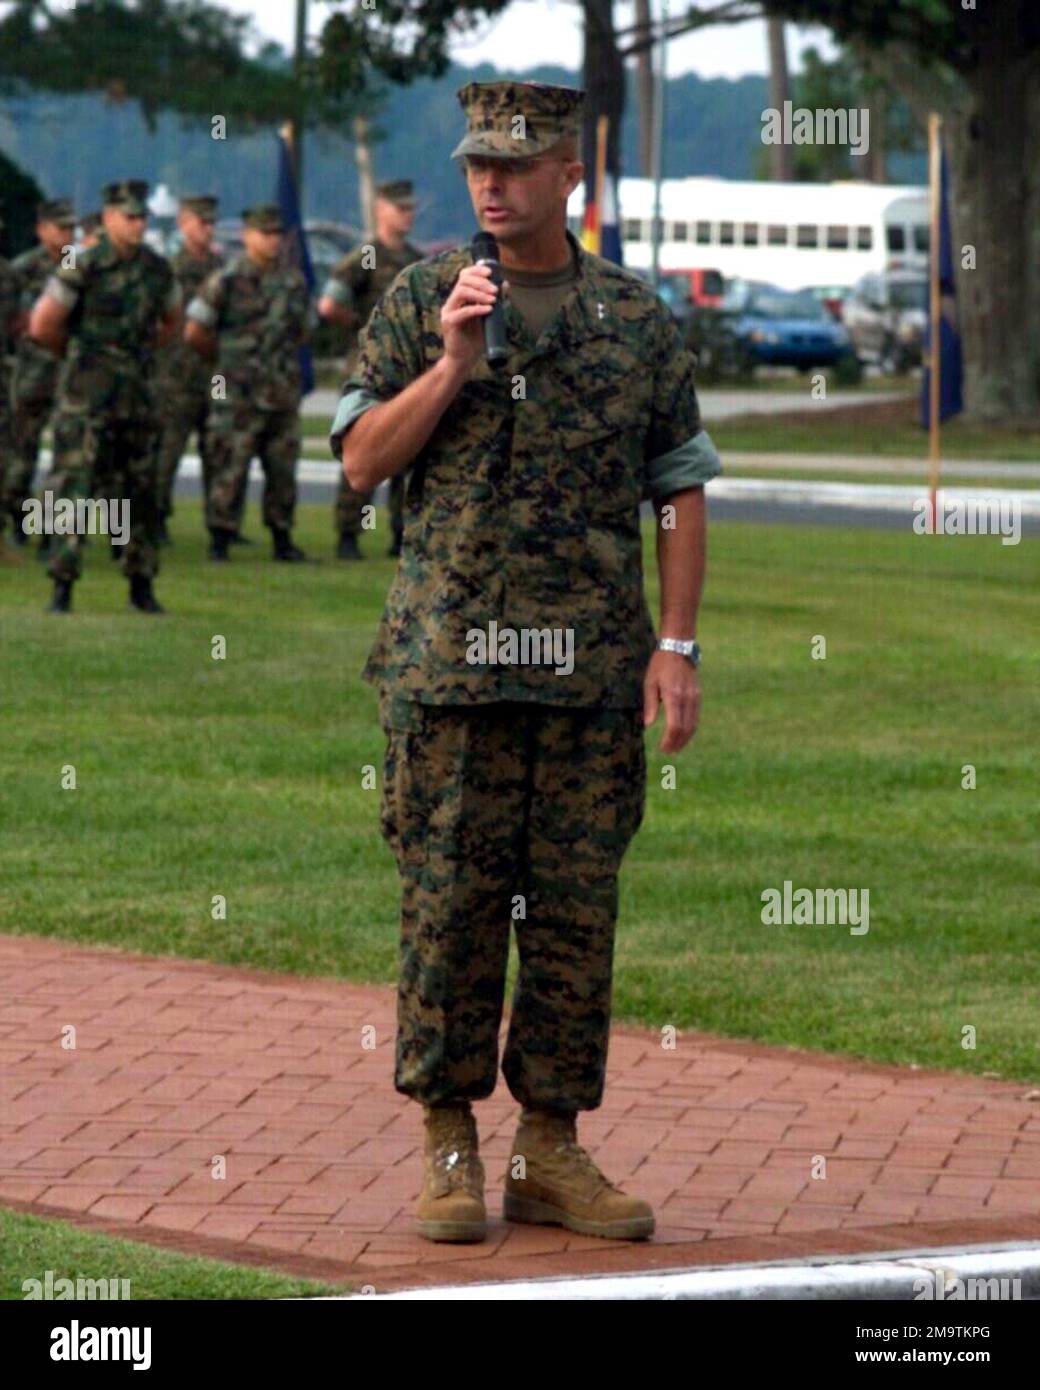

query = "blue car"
[718,282,861,379]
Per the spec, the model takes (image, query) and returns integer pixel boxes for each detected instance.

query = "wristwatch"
[657,637,701,667]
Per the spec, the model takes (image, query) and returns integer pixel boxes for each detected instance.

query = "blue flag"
[921,146,962,425]
[276,131,315,396]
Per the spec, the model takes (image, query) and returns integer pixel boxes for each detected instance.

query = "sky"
[220,0,837,80]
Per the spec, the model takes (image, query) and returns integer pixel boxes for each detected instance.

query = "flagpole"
[595,114,608,251]
[649,0,668,288]
[927,112,942,528]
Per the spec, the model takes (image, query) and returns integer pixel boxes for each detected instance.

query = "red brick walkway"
[3,934,1040,1293]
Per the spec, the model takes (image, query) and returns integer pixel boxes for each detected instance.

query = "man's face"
[38,219,74,257]
[375,197,416,239]
[103,207,147,250]
[179,209,215,255]
[463,150,583,247]
[243,227,282,264]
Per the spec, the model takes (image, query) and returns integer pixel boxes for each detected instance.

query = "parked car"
[843,271,928,374]
[709,281,861,381]
[802,284,852,322]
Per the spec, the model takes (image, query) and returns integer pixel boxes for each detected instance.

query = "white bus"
[568,177,929,291]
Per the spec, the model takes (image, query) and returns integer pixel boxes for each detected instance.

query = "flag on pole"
[276,126,315,396]
[920,142,962,427]
[600,171,623,267]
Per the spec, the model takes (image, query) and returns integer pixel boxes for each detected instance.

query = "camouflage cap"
[38,197,75,225]
[451,80,585,162]
[376,179,416,208]
[80,211,102,235]
[103,180,149,215]
[180,194,219,220]
[242,204,284,232]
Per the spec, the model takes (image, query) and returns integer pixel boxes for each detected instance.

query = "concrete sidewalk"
[2,934,1039,1294]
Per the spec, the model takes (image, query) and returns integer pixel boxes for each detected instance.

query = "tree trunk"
[947,40,1040,424]
[867,85,886,183]
[766,16,793,181]
[353,113,375,240]
[581,0,624,204]
[633,0,654,176]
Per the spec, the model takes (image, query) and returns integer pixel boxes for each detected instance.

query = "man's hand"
[440,262,505,374]
[643,649,700,753]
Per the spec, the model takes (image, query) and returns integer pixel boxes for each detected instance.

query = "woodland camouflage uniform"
[323,211,422,543]
[187,206,310,547]
[44,187,178,585]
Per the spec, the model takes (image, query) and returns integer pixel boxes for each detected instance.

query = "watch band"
[657,637,701,666]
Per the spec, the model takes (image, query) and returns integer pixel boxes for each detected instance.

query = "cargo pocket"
[616,708,648,854]
[378,695,427,872]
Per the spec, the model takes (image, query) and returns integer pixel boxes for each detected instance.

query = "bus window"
[767,224,788,246]
[743,222,759,245]
[719,221,734,245]
[856,225,873,250]
[796,224,818,248]
[623,218,641,242]
[672,221,689,242]
[826,225,849,249]
[887,225,906,252]
[913,224,929,252]
[696,220,712,245]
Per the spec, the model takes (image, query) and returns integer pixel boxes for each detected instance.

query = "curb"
[309,1241,1040,1301]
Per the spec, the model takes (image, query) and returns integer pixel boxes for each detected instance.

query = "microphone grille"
[471,231,499,262]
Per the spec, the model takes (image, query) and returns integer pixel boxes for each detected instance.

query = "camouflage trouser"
[155,389,213,520]
[335,469,404,539]
[6,392,54,526]
[206,403,298,533]
[46,409,160,582]
[379,696,647,1111]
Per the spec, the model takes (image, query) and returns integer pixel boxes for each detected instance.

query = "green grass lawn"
[709,413,1040,462]
[1,502,1038,1083]
[0,1208,341,1301]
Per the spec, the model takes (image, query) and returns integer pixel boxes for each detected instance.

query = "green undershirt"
[504,246,580,343]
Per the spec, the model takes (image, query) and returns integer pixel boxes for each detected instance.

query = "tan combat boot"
[415,1101,486,1243]
[503,1108,654,1240]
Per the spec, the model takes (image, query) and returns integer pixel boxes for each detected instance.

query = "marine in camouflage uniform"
[153,195,223,539]
[185,204,310,562]
[34,181,180,613]
[319,179,422,559]
[5,199,76,542]
[330,81,721,1243]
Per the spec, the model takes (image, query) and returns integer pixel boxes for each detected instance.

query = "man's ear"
[562,160,585,199]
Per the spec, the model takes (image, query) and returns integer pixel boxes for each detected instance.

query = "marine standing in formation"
[29,180,181,613]
[153,194,223,544]
[5,198,76,546]
[185,204,310,563]
[318,179,422,560]
[332,79,720,1244]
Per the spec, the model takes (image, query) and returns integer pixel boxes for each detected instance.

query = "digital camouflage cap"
[103,180,149,214]
[451,80,585,161]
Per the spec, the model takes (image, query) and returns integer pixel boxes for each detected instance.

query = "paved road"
[303,386,908,422]
[174,463,1040,537]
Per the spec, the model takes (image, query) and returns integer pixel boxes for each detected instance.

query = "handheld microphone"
[471,231,509,368]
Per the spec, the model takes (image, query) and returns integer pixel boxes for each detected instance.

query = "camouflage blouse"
[330,233,722,709]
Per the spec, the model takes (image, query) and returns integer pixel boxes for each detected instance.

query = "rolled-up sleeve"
[644,305,722,500]
[646,428,722,499]
[329,387,383,458]
[44,274,79,311]
[327,265,424,458]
